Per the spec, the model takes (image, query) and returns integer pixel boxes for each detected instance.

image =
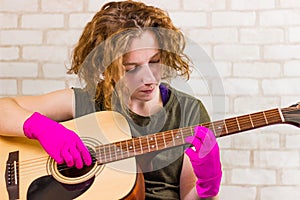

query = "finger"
[61,143,75,167]
[70,145,83,169]
[185,135,202,151]
[76,140,92,166]
[194,126,209,141]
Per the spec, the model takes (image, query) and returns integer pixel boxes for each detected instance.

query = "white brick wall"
[1,0,300,199]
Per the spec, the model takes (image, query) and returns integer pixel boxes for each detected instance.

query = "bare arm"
[180,154,219,200]
[0,88,74,137]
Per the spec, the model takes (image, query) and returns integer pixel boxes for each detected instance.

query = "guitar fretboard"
[95,108,284,164]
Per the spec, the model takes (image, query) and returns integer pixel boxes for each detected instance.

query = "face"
[121,31,162,104]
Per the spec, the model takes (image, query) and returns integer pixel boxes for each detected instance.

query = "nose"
[141,64,157,84]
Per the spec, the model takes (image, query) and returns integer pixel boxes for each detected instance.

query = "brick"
[261,186,300,199]
[0,47,19,60]
[221,150,251,167]
[284,60,300,76]
[264,45,300,60]
[0,0,38,12]
[232,168,276,184]
[1,30,42,45]
[0,62,38,77]
[233,62,281,78]
[87,0,112,12]
[141,0,181,11]
[0,14,18,28]
[231,0,275,10]
[214,45,260,61]
[240,28,284,44]
[42,63,68,78]
[262,79,300,95]
[169,12,207,27]
[22,14,64,28]
[281,170,300,184]
[219,186,256,200]
[22,80,66,95]
[254,150,299,168]
[41,0,84,12]
[213,78,259,95]
[260,10,300,26]
[286,134,300,148]
[188,28,238,43]
[232,132,280,149]
[212,12,256,27]
[69,13,94,28]
[234,96,280,113]
[47,30,82,45]
[22,46,68,62]
[183,0,226,11]
[0,79,17,95]
[279,0,300,8]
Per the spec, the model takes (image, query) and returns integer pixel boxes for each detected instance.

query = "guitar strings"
[14,107,298,176]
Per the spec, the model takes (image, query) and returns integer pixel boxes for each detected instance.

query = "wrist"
[196,171,222,198]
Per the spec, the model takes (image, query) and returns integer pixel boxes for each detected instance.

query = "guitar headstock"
[281,102,300,127]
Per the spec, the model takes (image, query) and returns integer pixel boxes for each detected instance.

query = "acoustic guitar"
[1,103,299,200]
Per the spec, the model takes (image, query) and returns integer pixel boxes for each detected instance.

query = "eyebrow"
[123,52,161,66]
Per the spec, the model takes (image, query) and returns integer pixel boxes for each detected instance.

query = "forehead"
[123,31,160,62]
[127,30,159,52]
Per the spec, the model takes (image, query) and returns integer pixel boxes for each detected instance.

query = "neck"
[129,88,162,116]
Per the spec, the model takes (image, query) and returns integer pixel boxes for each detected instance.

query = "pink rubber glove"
[185,126,222,198]
[23,112,92,169]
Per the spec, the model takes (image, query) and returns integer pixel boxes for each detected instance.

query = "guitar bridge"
[5,151,19,200]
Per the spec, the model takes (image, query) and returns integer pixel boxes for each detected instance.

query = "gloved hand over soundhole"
[185,126,222,198]
[23,112,92,169]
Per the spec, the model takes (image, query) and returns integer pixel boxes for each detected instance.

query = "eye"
[125,65,140,73]
[149,58,160,64]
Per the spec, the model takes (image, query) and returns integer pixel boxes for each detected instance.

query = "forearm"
[183,187,219,200]
[0,97,32,137]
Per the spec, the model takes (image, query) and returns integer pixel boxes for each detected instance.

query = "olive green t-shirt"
[72,83,210,199]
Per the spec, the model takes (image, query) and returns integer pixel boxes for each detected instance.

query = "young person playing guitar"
[0,1,222,199]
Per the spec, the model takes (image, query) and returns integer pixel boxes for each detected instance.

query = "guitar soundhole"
[58,147,97,178]
[58,163,95,178]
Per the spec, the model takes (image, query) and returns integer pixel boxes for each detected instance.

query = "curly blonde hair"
[68,0,191,110]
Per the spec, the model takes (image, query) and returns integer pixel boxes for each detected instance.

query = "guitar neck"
[95,108,285,165]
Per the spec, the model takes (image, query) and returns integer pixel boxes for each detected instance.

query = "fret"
[109,144,116,162]
[263,111,268,124]
[212,120,226,136]
[224,118,240,133]
[173,130,183,146]
[180,129,185,143]
[223,119,228,133]
[147,135,157,151]
[250,112,267,127]
[133,138,142,155]
[237,115,252,130]
[210,122,217,135]
[140,136,149,153]
[155,133,166,150]
[249,114,254,127]
[120,141,128,158]
[171,130,175,146]
[126,139,135,156]
[162,132,167,148]
[154,134,159,150]
[236,117,241,131]
[124,140,130,158]
[115,141,123,159]
[265,109,283,124]
[138,137,143,154]
[97,147,103,164]
[164,132,174,148]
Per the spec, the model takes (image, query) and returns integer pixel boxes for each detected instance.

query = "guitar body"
[0,111,144,200]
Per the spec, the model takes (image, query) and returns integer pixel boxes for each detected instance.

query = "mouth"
[140,88,154,94]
